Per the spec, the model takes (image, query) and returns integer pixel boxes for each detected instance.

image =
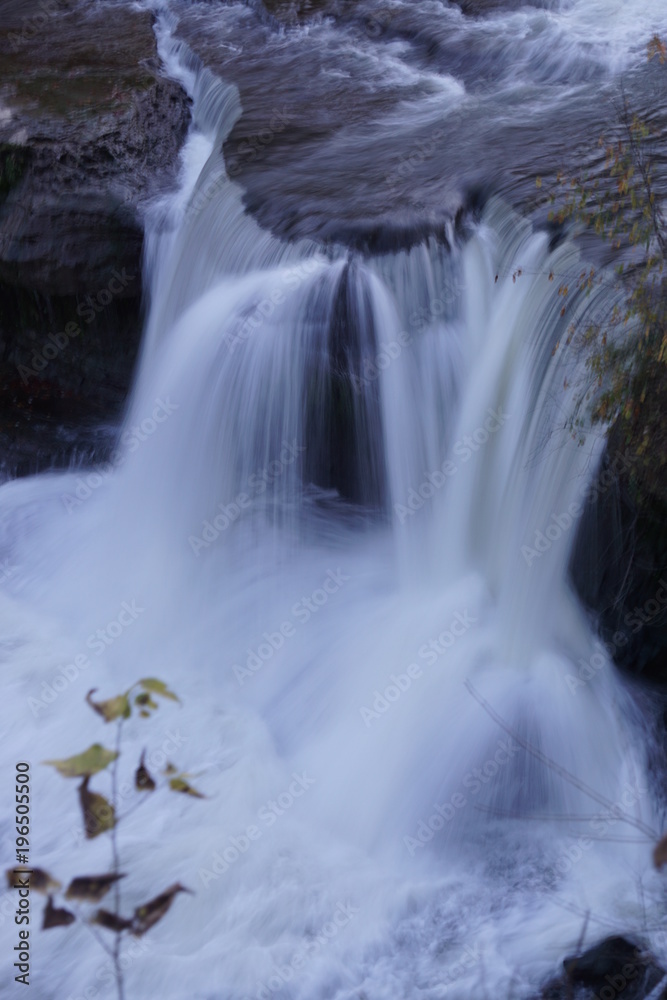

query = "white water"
[1,3,667,998]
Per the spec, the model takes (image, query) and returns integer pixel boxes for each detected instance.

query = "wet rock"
[451,0,561,13]
[0,277,141,477]
[537,936,667,1000]
[177,0,628,258]
[570,414,667,685]
[0,0,190,471]
[176,1,469,253]
[302,259,386,507]
[452,0,524,15]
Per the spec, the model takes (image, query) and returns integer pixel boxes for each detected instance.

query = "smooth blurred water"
[1,1,666,998]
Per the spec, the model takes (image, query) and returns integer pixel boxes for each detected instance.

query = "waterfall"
[0,11,664,1000]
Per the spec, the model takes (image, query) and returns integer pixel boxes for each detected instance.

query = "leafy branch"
[7,677,204,1000]
[540,38,667,489]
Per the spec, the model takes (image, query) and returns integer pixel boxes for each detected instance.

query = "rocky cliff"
[0,0,189,474]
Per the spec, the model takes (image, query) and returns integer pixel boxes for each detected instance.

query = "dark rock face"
[0,0,190,474]
[451,0,527,14]
[537,936,667,1000]
[570,419,667,685]
[260,0,551,23]
[177,3,468,253]
[450,0,565,13]
[178,0,656,257]
[302,260,387,508]
[0,278,142,476]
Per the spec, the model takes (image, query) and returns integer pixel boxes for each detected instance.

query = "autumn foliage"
[7,677,203,1000]
[545,36,666,493]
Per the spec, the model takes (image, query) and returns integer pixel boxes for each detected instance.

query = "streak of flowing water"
[1,2,666,998]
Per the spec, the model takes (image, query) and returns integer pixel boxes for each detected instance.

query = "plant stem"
[78,908,114,959]
[111,719,125,1000]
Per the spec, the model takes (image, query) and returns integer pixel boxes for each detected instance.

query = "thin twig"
[618,95,667,257]
[476,796,652,843]
[464,680,659,840]
[117,791,153,825]
[574,909,590,957]
[473,804,618,823]
[575,835,650,843]
[78,908,114,959]
[645,974,667,1000]
[566,908,590,1000]
[554,897,623,932]
[637,872,647,933]
[110,719,126,1000]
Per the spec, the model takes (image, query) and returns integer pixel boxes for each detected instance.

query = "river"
[2,1,667,997]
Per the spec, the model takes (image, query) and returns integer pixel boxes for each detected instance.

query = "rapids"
[1,1,667,997]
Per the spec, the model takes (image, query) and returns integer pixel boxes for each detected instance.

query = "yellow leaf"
[135,692,159,712]
[86,689,131,723]
[647,34,667,63]
[169,774,205,799]
[138,678,180,702]
[44,744,119,779]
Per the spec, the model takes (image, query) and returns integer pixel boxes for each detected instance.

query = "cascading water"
[1,2,666,998]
